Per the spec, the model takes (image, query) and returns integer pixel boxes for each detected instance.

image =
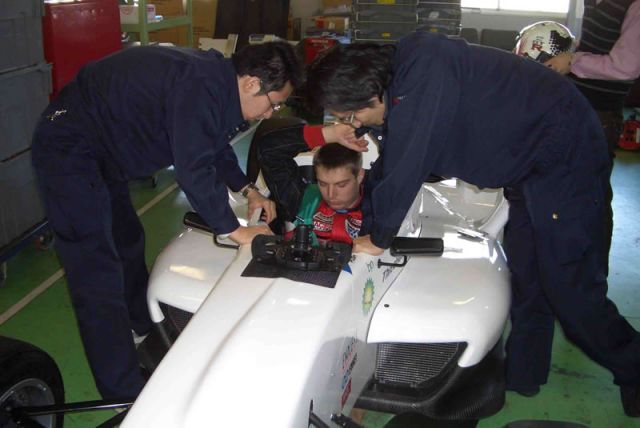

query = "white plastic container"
[119,4,156,24]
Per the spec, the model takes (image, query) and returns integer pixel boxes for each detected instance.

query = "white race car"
[122,119,511,428]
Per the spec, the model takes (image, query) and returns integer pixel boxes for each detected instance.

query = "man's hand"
[246,189,276,223]
[353,235,384,256]
[228,225,273,245]
[322,123,368,152]
[544,52,573,75]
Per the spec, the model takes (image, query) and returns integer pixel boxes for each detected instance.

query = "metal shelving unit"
[352,0,461,43]
[121,0,193,46]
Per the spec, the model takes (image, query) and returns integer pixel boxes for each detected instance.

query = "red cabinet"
[43,0,121,98]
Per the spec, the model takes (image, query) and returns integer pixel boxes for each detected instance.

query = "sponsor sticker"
[362,278,375,315]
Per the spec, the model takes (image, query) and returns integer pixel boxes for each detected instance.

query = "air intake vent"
[166,305,194,333]
[375,342,465,388]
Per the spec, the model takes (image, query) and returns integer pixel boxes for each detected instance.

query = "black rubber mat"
[241,259,341,288]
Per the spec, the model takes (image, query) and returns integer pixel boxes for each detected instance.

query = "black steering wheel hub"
[252,225,352,272]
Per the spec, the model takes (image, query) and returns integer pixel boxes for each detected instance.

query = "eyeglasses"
[264,92,284,112]
[336,111,356,125]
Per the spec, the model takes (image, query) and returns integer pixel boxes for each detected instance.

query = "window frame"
[461,0,571,15]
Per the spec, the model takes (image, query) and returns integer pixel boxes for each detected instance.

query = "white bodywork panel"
[367,223,509,367]
[123,173,511,427]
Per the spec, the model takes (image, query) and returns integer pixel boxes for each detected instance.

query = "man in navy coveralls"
[306,32,640,416]
[31,42,300,399]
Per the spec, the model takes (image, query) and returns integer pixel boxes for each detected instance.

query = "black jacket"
[34,46,249,234]
[370,32,607,248]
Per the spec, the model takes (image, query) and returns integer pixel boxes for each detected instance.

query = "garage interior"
[0,0,639,427]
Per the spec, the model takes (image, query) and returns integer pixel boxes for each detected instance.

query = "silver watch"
[241,182,259,198]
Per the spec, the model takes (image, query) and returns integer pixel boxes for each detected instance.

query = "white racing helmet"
[514,21,575,63]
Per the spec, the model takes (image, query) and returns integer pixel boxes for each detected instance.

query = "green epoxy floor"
[1,143,639,428]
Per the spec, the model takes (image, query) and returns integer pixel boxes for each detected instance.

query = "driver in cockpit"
[289,143,364,244]
[255,121,367,244]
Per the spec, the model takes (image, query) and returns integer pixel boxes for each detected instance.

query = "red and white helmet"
[514,21,575,63]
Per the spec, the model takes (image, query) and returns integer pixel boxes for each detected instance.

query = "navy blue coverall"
[370,33,640,392]
[31,47,251,398]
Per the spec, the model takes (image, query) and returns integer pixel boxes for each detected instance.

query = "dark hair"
[306,43,395,112]
[232,41,302,93]
[313,143,362,177]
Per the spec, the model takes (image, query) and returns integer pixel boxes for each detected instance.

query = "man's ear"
[239,75,261,96]
[357,168,365,185]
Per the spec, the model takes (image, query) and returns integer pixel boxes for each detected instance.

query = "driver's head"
[313,144,364,211]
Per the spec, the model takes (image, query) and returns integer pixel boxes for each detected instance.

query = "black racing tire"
[0,336,65,428]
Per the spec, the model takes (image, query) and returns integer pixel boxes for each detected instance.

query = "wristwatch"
[241,182,259,198]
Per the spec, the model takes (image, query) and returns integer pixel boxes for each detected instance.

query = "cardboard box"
[149,0,217,48]
[149,27,190,45]
[153,0,184,17]
[314,16,349,32]
[119,4,157,24]
[323,0,351,9]
[192,0,218,47]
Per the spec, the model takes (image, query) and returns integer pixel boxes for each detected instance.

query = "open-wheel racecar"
[122,118,512,428]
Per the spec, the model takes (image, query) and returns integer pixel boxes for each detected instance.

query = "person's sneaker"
[620,385,640,417]
[506,384,540,397]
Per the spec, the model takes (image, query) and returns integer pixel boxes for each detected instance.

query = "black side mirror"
[390,237,444,256]
[378,237,444,268]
